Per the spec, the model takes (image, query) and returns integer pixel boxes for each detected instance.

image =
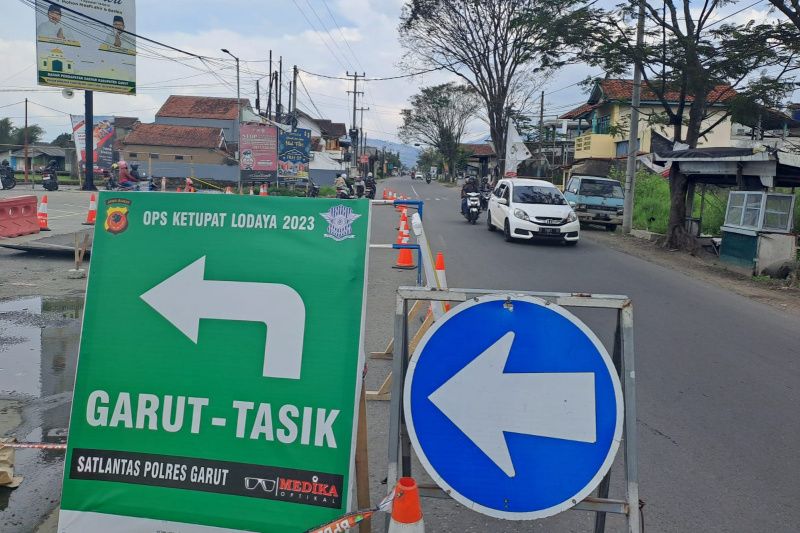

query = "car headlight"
[513,208,530,221]
[566,211,578,223]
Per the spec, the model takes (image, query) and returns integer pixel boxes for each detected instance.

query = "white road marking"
[411,184,419,197]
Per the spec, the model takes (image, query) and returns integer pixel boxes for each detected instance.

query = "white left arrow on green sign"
[141,256,306,380]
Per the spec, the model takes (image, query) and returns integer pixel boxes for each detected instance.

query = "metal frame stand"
[385,287,640,533]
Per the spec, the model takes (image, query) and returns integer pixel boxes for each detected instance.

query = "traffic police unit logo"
[104,198,132,235]
[320,205,361,242]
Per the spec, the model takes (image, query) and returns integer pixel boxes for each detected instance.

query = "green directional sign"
[58,193,371,533]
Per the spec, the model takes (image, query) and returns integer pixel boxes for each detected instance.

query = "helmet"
[467,176,476,183]
[111,163,118,169]
[367,172,373,177]
[341,173,347,179]
[1,159,8,166]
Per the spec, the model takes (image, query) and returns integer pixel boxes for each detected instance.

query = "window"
[175,155,184,160]
[724,191,794,232]
[512,185,567,205]
[566,178,577,193]
[579,179,624,199]
[596,115,611,134]
[503,185,511,201]
[150,154,159,159]
[493,184,505,198]
[127,152,138,158]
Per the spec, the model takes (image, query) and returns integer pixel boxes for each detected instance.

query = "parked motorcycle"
[0,162,16,190]
[463,192,481,224]
[41,161,59,191]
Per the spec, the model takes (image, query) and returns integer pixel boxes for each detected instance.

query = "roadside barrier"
[1,442,66,450]
[435,252,450,312]
[161,177,166,192]
[0,196,39,238]
[259,184,269,196]
[177,187,183,193]
[82,193,97,226]
[37,195,51,231]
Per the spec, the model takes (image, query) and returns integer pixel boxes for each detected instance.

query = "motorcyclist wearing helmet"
[333,172,347,189]
[0,159,11,177]
[117,161,137,190]
[461,176,479,215]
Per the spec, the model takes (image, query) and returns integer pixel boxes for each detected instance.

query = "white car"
[487,178,580,245]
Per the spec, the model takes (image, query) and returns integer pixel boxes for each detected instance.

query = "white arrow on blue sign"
[403,294,624,520]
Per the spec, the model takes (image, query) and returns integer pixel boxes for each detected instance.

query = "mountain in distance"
[366,139,420,168]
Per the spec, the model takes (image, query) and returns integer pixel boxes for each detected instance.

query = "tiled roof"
[156,95,250,120]
[461,143,495,157]
[599,79,736,104]
[123,123,223,149]
[559,103,599,120]
[114,116,139,129]
[316,120,347,138]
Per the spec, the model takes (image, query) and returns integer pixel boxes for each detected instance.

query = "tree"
[399,83,480,178]
[11,124,44,146]
[51,132,73,148]
[526,0,798,247]
[398,0,554,175]
[767,0,800,30]
[0,118,13,147]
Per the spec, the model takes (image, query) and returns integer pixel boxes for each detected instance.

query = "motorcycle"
[0,167,16,190]
[426,175,432,184]
[365,180,376,200]
[41,165,59,191]
[336,184,354,200]
[353,180,366,198]
[306,179,320,198]
[479,188,491,211]
[463,192,481,224]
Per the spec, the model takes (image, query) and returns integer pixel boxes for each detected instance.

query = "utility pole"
[267,50,273,120]
[23,98,29,184]
[623,0,645,234]
[222,48,241,185]
[277,56,283,123]
[346,72,365,174]
[256,79,261,115]
[538,90,544,172]
[287,81,293,115]
[292,65,298,121]
[357,106,369,175]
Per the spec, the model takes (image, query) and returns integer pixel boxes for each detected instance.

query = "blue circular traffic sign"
[403,295,624,520]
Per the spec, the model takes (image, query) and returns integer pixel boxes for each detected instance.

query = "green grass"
[629,171,744,236]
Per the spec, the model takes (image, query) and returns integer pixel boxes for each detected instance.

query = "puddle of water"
[0,296,83,400]
[0,297,83,521]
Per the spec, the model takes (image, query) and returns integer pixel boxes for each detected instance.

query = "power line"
[290,0,351,72]
[320,0,365,72]
[297,74,325,119]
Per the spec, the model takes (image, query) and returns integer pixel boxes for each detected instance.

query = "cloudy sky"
[1,0,794,145]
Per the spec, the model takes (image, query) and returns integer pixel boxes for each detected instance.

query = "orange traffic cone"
[388,477,424,532]
[225,186,233,194]
[259,184,269,196]
[37,195,51,231]
[394,217,415,270]
[82,193,97,225]
[382,189,388,200]
[435,252,450,311]
[177,187,183,193]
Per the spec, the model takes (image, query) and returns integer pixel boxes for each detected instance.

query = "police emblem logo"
[104,197,132,235]
[320,205,361,242]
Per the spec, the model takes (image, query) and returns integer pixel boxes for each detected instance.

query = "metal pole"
[83,90,95,190]
[621,303,641,533]
[277,56,283,123]
[267,50,273,120]
[256,79,260,114]
[24,98,29,184]
[538,90,544,167]
[292,65,298,118]
[622,1,646,234]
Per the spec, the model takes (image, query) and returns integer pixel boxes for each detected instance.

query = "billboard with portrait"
[36,0,136,94]
[239,123,278,182]
[71,115,115,171]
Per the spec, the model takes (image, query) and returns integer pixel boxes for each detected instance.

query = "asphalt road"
[365,176,800,532]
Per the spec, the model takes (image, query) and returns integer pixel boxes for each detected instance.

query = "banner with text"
[58,193,371,532]
[278,128,311,180]
[240,123,278,182]
[36,0,137,94]
[70,115,115,171]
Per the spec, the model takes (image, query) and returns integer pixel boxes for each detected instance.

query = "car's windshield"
[512,185,566,205]
[579,179,624,199]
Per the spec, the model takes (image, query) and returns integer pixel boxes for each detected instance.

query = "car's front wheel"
[504,219,514,242]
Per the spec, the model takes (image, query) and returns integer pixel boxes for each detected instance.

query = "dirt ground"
[586,228,800,316]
